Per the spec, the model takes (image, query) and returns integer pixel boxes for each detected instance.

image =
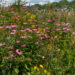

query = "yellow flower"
[39,64,44,68]
[46,62,48,65]
[27,13,31,16]
[54,36,58,39]
[30,14,36,19]
[34,66,39,71]
[48,72,50,75]
[32,25,35,28]
[72,37,75,44]
[34,66,37,70]
[38,28,42,32]
[43,29,45,33]
[28,19,32,22]
[47,44,52,50]
[44,70,47,73]
[36,68,39,71]
[73,58,75,60]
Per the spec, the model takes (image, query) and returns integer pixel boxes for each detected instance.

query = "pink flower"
[16,40,20,43]
[12,54,16,59]
[54,22,56,24]
[11,24,17,28]
[48,20,52,22]
[26,28,30,31]
[29,29,32,32]
[40,36,44,40]
[6,26,12,29]
[11,11,15,14]
[20,29,26,32]
[17,15,20,18]
[21,35,26,39]
[53,18,59,20]
[7,46,14,49]
[55,23,61,26]
[26,28,32,32]
[10,32,16,35]
[21,44,26,47]
[66,22,70,26]
[23,22,28,25]
[33,28,37,32]
[30,22,34,24]
[35,41,39,45]
[36,31,40,34]
[9,50,13,53]
[56,28,60,31]
[6,56,10,59]
[0,26,3,29]
[10,29,16,35]
[63,27,70,32]
[35,25,40,27]
[45,27,50,32]
[12,29,16,32]
[0,43,6,46]
[16,49,22,55]
[0,15,4,17]
[44,34,50,38]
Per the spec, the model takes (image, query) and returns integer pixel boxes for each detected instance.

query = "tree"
[59,0,69,8]
[71,0,75,8]
[13,0,27,11]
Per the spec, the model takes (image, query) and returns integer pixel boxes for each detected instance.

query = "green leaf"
[14,68,19,74]
[8,71,11,75]
[25,64,30,70]
[23,73,26,75]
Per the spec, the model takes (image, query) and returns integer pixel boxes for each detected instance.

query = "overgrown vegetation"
[0,0,75,75]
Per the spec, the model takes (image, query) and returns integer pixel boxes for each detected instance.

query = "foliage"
[0,3,75,75]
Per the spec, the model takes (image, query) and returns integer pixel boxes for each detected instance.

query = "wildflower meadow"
[0,0,75,75]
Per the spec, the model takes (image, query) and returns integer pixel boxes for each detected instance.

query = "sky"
[0,0,72,6]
